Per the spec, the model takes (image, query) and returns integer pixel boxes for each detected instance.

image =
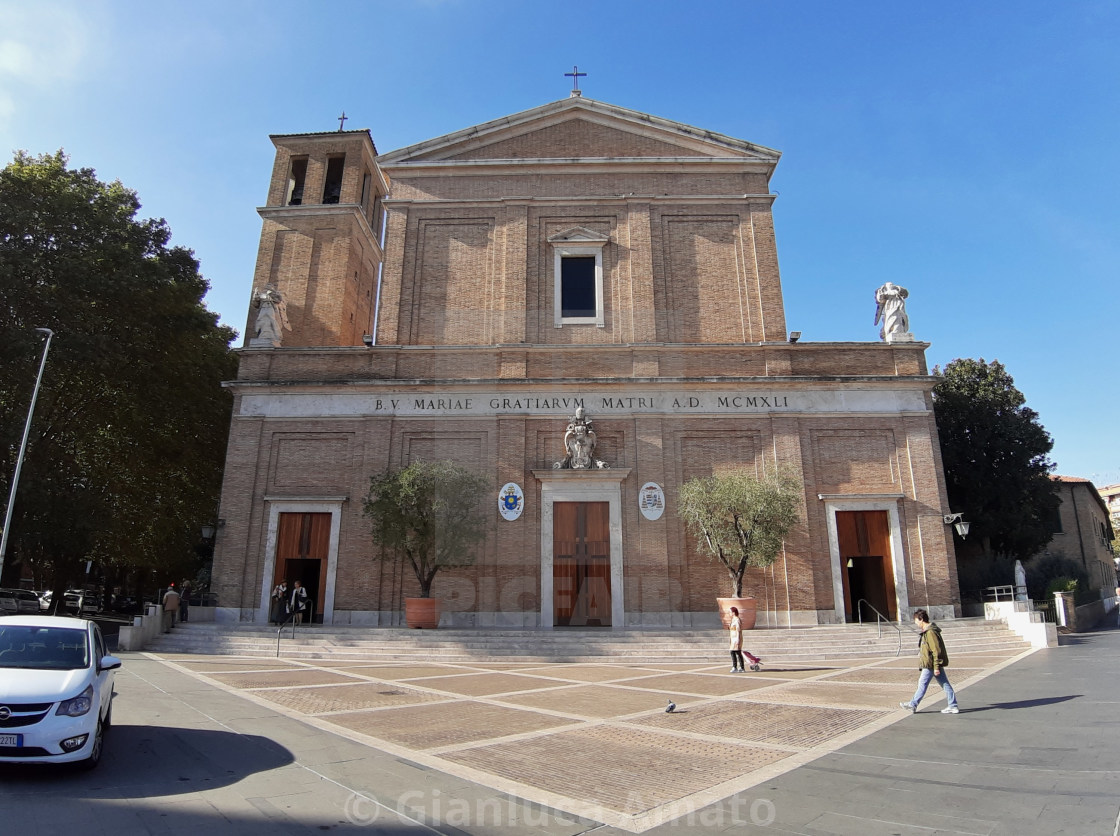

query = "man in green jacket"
[900,608,960,714]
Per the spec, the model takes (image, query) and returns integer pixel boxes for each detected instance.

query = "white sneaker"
[899,702,916,713]
[941,706,959,714]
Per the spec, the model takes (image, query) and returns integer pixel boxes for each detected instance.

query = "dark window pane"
[561,256,596,318]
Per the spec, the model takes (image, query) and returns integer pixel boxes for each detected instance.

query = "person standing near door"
[900,608,959,714]
[289,580,308,625]
[271,580,288,624]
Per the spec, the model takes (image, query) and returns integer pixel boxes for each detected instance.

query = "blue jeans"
[909,667,957,709]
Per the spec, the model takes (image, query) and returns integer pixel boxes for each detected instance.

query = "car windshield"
[0,625,89,670]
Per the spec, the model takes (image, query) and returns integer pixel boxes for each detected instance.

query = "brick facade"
[212,97,961,628]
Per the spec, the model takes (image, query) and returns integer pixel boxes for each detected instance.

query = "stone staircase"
[143,618,1030,663]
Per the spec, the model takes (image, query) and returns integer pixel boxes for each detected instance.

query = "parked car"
[63,591,100,616]
[0,589,42,615]
[0,615,121,768]
[38,591,52,612]
[0,591,16,615]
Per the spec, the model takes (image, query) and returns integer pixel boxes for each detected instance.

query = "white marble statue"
[253,283,291,345]
[873,282,910,341]
[554,406,609,470]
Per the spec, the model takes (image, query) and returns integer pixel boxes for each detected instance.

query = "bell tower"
[244,129,388,347]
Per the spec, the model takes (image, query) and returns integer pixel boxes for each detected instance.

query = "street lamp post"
[0,328,55,582]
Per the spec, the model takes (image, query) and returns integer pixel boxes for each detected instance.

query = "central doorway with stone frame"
[535,469,629,630]
[820,496,910,624]
[258,499,344,624]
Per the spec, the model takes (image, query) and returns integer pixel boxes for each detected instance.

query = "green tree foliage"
[677,468,802,598]
[932,358,1059,560]
[0,151,237,593]
[362,460,489,598]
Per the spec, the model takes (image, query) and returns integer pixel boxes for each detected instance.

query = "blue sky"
[1,0,1116,483]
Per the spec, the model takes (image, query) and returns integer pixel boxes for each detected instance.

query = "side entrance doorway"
[271,511,329,623]
[837,509,897,622]
[553,501,611,627]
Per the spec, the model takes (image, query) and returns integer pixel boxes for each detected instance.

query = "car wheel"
[78,717,104,771]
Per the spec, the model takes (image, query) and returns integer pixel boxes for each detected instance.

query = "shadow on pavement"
[963,694,1082,712]
[0,725,294,794]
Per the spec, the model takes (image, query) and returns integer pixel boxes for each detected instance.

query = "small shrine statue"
[1014,559,1028,601]
[252,283,291,345]
[554,406,609,470]
[873,281,911,341]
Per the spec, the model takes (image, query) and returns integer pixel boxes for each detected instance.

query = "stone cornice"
[382,193,778,208]
[257,204,382,255]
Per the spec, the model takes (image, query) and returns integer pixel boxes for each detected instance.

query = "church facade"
[210,96,962,628]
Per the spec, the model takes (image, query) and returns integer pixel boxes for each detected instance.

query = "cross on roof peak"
[564,65,587,98]
[337,111,348,131]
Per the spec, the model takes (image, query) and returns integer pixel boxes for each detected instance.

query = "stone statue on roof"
[874,282,913,343]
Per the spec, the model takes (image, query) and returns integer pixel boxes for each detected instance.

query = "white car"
[0,615,120,769]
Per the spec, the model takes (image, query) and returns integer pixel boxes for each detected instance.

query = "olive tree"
[677,468,802,597]
[362,460,488,598]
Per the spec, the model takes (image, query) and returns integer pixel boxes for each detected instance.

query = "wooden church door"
[553,502,611,627]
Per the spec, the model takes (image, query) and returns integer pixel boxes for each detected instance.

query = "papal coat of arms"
[498,482,525,521]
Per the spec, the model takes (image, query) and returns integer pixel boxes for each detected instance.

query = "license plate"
[0,734,22,747]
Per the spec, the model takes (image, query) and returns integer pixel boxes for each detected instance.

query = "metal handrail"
[275,599,315,657]
[855,599,908,656]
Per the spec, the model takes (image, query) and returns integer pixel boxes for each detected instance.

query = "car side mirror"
[99,655,122,671]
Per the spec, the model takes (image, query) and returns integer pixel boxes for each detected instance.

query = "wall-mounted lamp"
[943,512,970,539]
[789,331,801,344]
[362,333,374,346]
[201,519,225,541]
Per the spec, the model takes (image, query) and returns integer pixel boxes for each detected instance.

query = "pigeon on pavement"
[665,699,676,713]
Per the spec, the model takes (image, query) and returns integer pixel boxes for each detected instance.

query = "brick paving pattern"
[206,668,359,689]
[443,724,789,815]
[251,682,449,714]
[324,701,575,749]
[496,683,701,719]
[156,648,1024,829]
[631,699,886,747]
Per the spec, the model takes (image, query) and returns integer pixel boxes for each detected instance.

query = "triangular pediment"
[378,97,780,168]
[547,226,610,245]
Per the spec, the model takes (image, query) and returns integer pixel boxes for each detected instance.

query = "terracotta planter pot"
[717,597,757,630]
[404,597,441,629]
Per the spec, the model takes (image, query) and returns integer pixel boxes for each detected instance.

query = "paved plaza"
[2,625,1119,835]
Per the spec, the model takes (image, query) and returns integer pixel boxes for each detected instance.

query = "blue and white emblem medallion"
[498,482,525,521]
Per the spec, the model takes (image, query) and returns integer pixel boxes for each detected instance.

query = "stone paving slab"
[443,723,789,816]
[629,699,888,748]
[494,683,703,719]
[746,680,916,709]
[324,700,577,749]
[175,659,307,672]
[513,663,655,682]
[820,667,973,685]
[400,671,574,696]
[332,663,478,679]
[205,668,359,689]
[250,681,451,714]
[608,671,776,697]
